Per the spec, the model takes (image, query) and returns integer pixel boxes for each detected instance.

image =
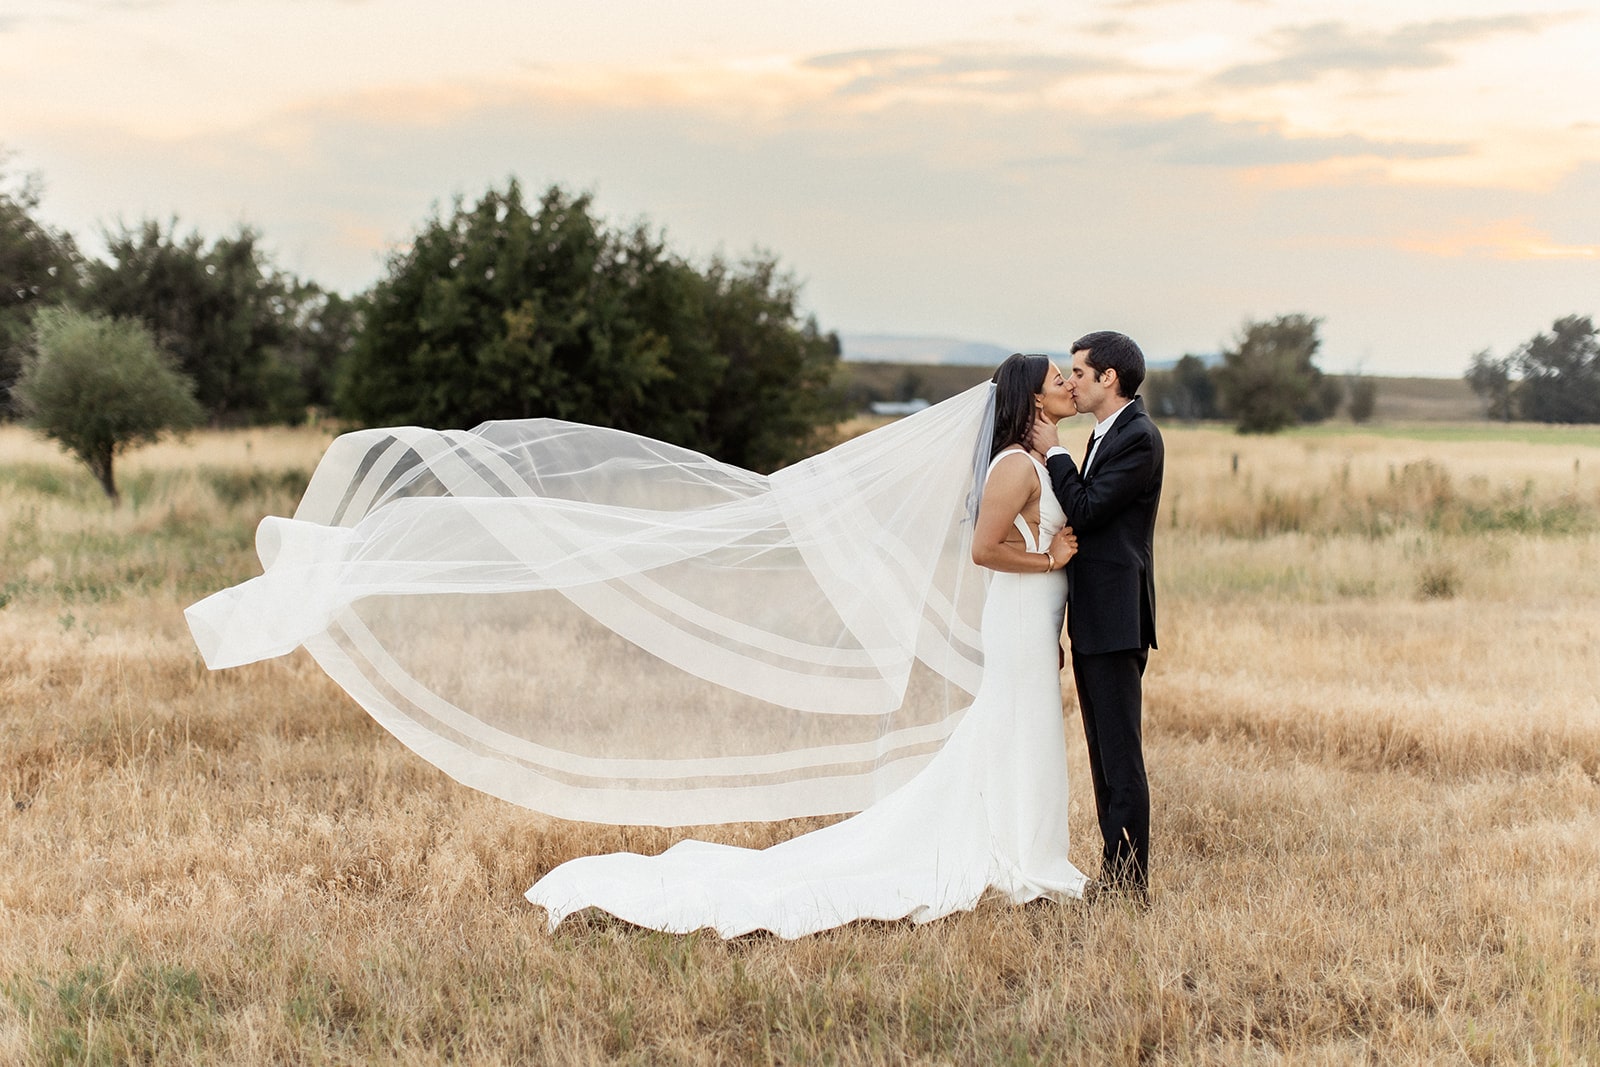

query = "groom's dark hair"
[1072,331,1145,398]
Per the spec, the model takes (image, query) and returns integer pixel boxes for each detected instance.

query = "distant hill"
[1364,376,1478,422]
[836,362,996,407]
[835,360,1481,422]
[840,335,1016,366]
[840,333,1216,372]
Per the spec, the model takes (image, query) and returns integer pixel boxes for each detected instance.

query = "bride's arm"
[971,453,1064,574]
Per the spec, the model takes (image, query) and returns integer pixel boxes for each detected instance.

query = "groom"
[1031,330,1164,902]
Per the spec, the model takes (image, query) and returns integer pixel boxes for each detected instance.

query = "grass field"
[2,417,1599,1064]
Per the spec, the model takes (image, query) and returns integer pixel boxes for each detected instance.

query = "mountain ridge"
[839,333,1211,371]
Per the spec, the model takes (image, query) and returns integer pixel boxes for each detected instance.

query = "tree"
[274,281,361,416]
[1213,314,1335,434]
[1465,349,1514,421]
[1513,315,1600,423]
[1307,373,1344,424]
[1,154,82,417]
[697,255,844,471]
[83,220,305,424]
[894,368,925,403]
[1466,317,1600,424]
[339,181,844,471]
[1145,353,1217,421]
[1346,373,1378,424]
[15,308,202,504]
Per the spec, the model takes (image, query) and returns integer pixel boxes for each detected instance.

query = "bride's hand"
[1049,525,1077,567]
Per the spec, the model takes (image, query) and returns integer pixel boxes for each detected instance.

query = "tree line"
[1464,315,1600,424]
[6,149,1597,501]
[1142,314,1374,433]
[1144,312,1600,433]
[3,160,844,501]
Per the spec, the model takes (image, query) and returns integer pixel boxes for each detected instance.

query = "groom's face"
[1069,350,1112,417]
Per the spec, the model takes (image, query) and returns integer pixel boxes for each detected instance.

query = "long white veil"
[187,381,1001,826]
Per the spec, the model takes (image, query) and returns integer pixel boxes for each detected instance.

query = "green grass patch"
[0,462,307,608]
[0,463,97,502]
[1171,418,1600,446]
[5,958,217,1066]
[200,466,310,508]
[1209,458,1599,541]
[1288,422,1600,446]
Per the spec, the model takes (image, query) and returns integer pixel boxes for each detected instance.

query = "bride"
[186,353,1087,938]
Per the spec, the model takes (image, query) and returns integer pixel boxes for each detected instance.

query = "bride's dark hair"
[989,353,1051,459]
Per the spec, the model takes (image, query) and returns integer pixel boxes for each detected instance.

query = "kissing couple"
[188,331,1164,937]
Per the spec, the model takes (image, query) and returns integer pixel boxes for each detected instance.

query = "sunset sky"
[4,0,1598,375]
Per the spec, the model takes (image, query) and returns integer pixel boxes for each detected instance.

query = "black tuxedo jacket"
[1045,397,1164,656]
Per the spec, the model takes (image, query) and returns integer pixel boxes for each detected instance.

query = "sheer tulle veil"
[187,381,1002,826]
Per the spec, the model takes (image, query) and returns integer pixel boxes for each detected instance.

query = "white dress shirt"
[1047,398,1133,473]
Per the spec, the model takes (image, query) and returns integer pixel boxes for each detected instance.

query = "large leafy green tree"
[1514,315,1599,423]
[1,156,82,417]
[83,221,314,424]
[274,280,360,417]
[697,255,843,471]
[339,181,843,471]
[15,308,202,504]
[1213,314,1339,434]
[1465,316,1600,423]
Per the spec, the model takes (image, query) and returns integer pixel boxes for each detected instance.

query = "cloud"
[1214,14,1562,87]
[1021,112,1466,169]
[803,46,1132,98]
[23,47,1600,378]
[1399,218,1600,260]
[1102,0,1260,10]
[0,2,170,35]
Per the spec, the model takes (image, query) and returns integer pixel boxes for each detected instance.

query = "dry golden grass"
[3,422,1599,1065]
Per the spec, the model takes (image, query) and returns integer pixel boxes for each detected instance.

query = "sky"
[3,0,1599,376]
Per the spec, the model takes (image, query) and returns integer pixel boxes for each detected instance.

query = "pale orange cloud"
[1398,219,1600,261]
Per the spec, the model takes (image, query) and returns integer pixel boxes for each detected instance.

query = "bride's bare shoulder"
[983,448,1041,497]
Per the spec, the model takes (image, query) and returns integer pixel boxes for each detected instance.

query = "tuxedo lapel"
[1085,398,1146,475]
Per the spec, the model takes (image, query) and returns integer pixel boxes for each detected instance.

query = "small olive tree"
[15,307,202,504]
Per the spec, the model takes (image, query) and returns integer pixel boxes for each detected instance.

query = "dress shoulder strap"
[986,447,1034,474]
[985,447,1043,552]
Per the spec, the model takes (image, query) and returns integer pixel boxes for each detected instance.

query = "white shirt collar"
[1091,398,1134,440]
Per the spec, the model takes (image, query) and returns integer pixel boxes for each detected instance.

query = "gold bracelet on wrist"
[1044,550,1056,572]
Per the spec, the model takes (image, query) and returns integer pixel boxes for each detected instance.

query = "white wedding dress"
[526,448,1087,937]
[186,383,1089,939]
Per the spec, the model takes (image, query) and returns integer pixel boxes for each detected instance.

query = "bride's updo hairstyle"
[989,353,1051,460]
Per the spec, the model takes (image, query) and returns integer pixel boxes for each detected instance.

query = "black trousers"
[1071,647,1150,890]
